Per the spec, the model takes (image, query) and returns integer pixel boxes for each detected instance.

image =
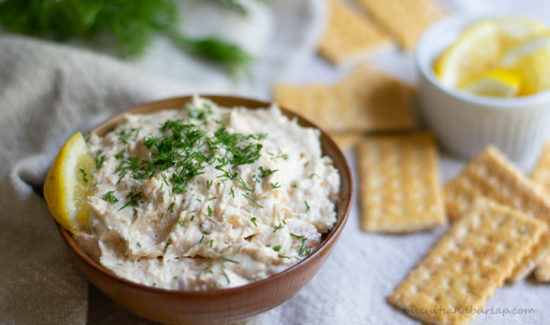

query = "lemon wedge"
[502,33,550,95]
[461,69,522,97]
[435,19,545,88]
[44,132,94,233]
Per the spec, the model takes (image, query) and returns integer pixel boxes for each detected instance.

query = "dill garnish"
[79,168,89,183]
[291,233,312,257]
[242,193,263,208]
[221,256,239,264]
[102,191,118,204]
[120,189,143,210]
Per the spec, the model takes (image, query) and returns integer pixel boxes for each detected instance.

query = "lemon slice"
[461,69,521,97]
[502,33,550,95]
[435,19,545,88]
[44,132,94,233]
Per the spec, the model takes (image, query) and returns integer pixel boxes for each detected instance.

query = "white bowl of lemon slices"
[416,14,550,162]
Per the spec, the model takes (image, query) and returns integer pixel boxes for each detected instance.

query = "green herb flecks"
[221,256,239,264]
[222,270,230,283]
[178,219,185,227]
[102,191,119,204]
[168,202,175,213]
[291,233,312,257]
[258,166,278,178]
[270,182,280,189]
[242,193,263,208]
[273,245,281,252]
[0,0,252,71]
[163,239,172,253]
[208,206,213,217]
[305,200,310,211]
[236,175,252,192]
[95,152,106,170]
[120,189,143,210]
[79,168,89,183]
[250,217,258,227]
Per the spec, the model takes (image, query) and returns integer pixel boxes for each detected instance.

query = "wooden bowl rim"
[58,95,353,297]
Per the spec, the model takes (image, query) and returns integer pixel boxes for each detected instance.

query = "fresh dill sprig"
[0,0,252,71]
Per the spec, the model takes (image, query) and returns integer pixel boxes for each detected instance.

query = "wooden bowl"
[57,95,353,325]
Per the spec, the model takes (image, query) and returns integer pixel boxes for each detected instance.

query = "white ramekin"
[416,14,550,163]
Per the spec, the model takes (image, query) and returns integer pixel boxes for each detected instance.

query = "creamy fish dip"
[76,96,340,290]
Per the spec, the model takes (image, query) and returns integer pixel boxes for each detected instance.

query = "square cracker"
[274,66,416,133]
[357,0,446,51]
[531,142,550,281]
[508,231,550,283]
[357,133,444,233]
[388,198,547,325]
[444,146,550,281]
[535,254,550,282]
[318,0,392,65]
[444,146,550,224]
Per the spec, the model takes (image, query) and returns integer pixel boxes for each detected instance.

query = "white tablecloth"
[1,1,549,324]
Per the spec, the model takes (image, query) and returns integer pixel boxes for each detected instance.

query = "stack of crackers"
[385,145,550,324]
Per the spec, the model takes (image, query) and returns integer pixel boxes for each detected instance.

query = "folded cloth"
[0,36,194,325]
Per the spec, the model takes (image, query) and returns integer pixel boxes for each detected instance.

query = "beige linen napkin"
[0,36,192,325]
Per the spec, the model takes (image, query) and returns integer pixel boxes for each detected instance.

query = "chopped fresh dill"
[222,270,230,283]
[116,130,129,144]
[250,217,258,227]
[258,166,278,178]
[209,240,214,248]
[206,179,213,189]
[102,191,119,204]
[136,242,141,248]
[252,174,261,183]
[203,266,213,274]
[309,173,319,179]
[305,200,310,211]
[270,182,280,189]
[208,206,213,217]
[236,175,252,192]
[221,256,239,264]
[114,149,125,159]
[304,161,309,167]
[292,183,298,188]
[95,152,106,170]
[120,189,143,210]
[168,202,175,213]
[273,245,281,252]
[207,196,217,201]
[268,152,288,160]
[278,254,290,259]
[230,186,235,198]
[242,193,263,208]
[163,239,172,253]
[79,168,88,183]
[190,215,195,221]
[178,219,185,227]
[291,233,312,257]
[199,234,205,244]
